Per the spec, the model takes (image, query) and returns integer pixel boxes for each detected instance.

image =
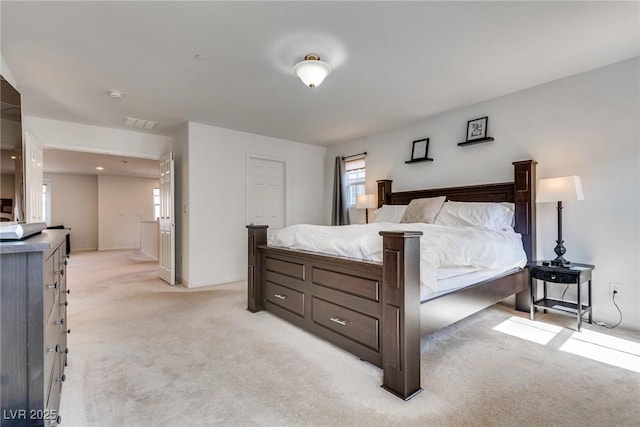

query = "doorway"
[42,148,161,253]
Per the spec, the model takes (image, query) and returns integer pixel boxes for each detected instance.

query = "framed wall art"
[466,117,488,141]
[458,116,494,146]
[405,138,433,164]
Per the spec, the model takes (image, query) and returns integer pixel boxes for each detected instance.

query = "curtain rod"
[342,151,367,160]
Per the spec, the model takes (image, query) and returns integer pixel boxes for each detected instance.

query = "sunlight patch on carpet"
[492,316,562,345]
[560,330,640,373]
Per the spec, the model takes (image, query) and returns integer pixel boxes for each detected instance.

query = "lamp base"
[551,239,570,267]
[550,257,570,267]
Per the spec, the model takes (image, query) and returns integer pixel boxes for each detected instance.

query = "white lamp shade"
[294,57,332,88]
[356,194,377,209]
[536,176,585,203]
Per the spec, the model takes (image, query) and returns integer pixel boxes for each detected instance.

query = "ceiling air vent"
[124,116,158,130]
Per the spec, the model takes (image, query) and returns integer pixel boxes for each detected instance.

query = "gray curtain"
[331,156,350,226]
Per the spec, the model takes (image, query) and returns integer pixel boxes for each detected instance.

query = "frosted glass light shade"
[536,176,585,203]
[294,54,332,88]
[356,194,377,209]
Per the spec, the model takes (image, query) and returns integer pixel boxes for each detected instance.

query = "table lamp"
[536,175,584,266]
[356,194,377,224]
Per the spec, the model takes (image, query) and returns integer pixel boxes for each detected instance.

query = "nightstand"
[529,261,595,332]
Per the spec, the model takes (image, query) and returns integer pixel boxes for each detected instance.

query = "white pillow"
[434,201,515,230]
[400,196,447,224]
[372,204,407,223]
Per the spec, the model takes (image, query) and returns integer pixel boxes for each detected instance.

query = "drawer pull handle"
[330,317,347,326]
[47,282,58,289]
[66,329,71,334]
[274,294,287,300]
[57,374,66,382]
[66,289,71,295]
[48,344,59,353]
[551,274,556,280]
[56,318,65,326]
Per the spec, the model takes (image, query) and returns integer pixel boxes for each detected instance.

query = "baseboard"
[186,277,244,289]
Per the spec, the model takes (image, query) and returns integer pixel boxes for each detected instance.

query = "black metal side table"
[529,261,595,332]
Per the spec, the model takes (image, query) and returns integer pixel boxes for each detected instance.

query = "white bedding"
[268,222,527,300]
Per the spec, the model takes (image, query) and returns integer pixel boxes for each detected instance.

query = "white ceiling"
[1,1,638,148]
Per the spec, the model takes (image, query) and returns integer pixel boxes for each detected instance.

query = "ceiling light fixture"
[96,166,104,171]
[108,89,123,99]
[294,54,332,88]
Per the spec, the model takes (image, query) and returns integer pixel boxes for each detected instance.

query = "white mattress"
[268,222,527,301]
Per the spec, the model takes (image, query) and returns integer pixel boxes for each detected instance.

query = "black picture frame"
[411,138,430,160]
[466,116,488,141]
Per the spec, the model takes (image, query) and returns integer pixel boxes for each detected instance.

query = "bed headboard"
[376,160,537,260]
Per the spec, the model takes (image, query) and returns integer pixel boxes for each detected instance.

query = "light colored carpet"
[59,250,640,426]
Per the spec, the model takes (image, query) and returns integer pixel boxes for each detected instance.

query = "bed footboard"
[246,225,423,400]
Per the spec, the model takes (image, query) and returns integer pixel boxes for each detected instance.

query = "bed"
[246,160,536,399]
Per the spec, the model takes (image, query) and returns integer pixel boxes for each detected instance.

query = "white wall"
[326,58,640,329]
[172,123,189,284]
[44,173,98,251]
[23,116,171,160]
[184,122,326,288]
[140,220,159,260]
[97,175,158,250]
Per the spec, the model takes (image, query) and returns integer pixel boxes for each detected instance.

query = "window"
[42,182,51,226]
[345,157,366,207]
[153,188,160,219]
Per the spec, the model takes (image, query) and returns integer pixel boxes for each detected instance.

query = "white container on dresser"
[1,229,70,426]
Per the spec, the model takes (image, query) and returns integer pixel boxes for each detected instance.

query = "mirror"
[1,75,25,222]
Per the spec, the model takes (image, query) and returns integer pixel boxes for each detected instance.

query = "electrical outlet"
[609,282,620,296]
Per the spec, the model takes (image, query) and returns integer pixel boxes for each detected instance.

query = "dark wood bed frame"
[247,160,536,400]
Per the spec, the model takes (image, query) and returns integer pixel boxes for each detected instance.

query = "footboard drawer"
[265,281,305,317]
[312,298,379,351]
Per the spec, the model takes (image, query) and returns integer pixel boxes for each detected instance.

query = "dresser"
[1,230,70,426]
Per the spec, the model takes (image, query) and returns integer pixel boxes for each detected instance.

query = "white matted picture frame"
[466,116,488,141]
[411,138,429,160]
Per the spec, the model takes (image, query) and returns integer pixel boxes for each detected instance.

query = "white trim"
[40,141,161,160]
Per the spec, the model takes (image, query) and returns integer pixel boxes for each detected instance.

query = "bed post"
[247,225,268,313]
[379,230,423,400]
[377,179,392,208]
[512,160,537,312]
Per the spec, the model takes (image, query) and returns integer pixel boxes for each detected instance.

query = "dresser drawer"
[312,298,379,351]
[531,268,578,283]
[46,354,64,425]
[43,318,61,380]
[265,281,305,317]
[43,253,58,321]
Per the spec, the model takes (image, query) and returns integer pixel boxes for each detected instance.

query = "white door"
[159,152,175,285]
[248,157,285,230]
